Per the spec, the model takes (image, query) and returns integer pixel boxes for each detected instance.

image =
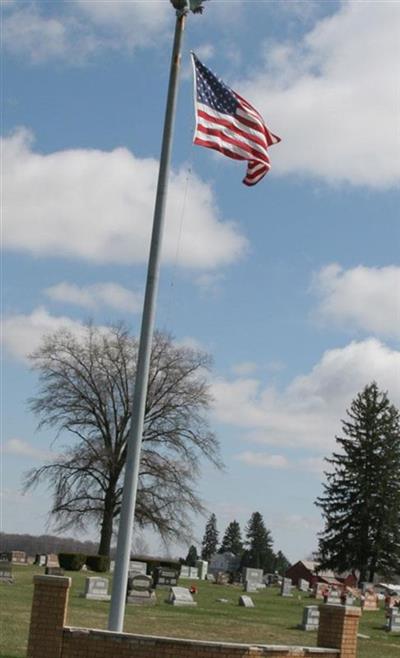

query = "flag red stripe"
[196,124,269,163]
[197,109,268,150]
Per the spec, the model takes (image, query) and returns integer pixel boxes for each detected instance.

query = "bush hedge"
[58,552,86,571]
[86,555,110,573]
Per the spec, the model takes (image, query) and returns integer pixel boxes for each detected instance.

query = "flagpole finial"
[170,0,209,16]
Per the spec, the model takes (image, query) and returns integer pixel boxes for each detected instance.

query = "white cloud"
[2,307,87,362]
[45,282,142,313]
[3,128,247,268]
[312,264,400,339]
[212,338,400,451]
[234,451,289,469]
[240,1,400,187]
[2,1,170,63]
[3,438,54,461]
[231,361,258,376]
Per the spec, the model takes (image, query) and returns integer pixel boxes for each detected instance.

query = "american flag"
[192,53,281,186]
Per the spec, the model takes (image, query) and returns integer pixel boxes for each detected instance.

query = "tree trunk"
[98,486,116,557]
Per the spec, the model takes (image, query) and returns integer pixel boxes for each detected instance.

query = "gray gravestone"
[127,573,156,606]
[389,608,400,633]
[0,561,14,584]
[244,580,258,593]
[239,595,255,608]
[180,565,190,578]
[196,559,208,580]
[45,566,64,576]
[207,573,216,583]
[281,577,293,597]
[243,567,263,586]
[81,577,110,601]
[300,605,320,631]
[129,560,147,576]
[298,578,309,592]
[167,586,197,606]
[154,567,179,589]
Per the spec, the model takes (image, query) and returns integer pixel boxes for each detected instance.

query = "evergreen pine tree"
[201,513,219,560]
[185,545,198,567]
[242,511,274,571]
[316,382,400,582]
[219,520,243,555]
[273,550,291,575]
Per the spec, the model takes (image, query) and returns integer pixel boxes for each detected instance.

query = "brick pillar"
[27,575,71,658]
[317,604,361,658]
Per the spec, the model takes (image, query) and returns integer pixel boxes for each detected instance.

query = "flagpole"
[108,6,187,633]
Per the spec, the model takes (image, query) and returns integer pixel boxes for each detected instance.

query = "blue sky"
[2,0,399,562]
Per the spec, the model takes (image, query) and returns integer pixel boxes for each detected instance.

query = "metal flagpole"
[108,0,206,633]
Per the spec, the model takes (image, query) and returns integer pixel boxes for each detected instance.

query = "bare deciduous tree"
[25,324,221,556]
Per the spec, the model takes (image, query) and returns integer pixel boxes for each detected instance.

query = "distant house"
[208,552,241,575]
[285,560,357,588]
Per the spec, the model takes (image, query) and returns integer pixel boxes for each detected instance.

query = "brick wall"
[317,605,361,658]
[27,576,361,658]
[61,629,339,658]
[27,575,71,658]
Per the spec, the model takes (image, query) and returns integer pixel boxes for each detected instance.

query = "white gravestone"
[129,560,147,576]
[167,586,197,606]
[244,581,258,593]
[243,568,263,586]
[389,608,400,633]
[298,579,309,592]
[81,577,110,601]
[300,605,320,631]
[196,560,208,580]
[281,577,293,597]
[239,595,255,608]
[180,566,190,578]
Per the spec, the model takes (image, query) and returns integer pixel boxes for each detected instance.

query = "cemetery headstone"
[243,567,263,586]
[153,567,179,589]
[81,577,111,601]
[6,551,26,564]
[362,590,379,611]
[167,586,197,606]
[298,579,309,592]
[110,560,115,573]
[180,565,190,578]
[239,595,255,608]
[281,577,293,597]
[207,573,216,583]
[45,554,60,568]
[127,574,155,606]
[324,589,341,604]
[300,605,320,631]
[196,559,208,580]
[0,561,14,584]
[45,567,65,576]
[215,572,229,585]
[313,583,329,600]
[129,560,147,576]
[244,580,258,593]
[35,554,46,566]
[389,608,400,633]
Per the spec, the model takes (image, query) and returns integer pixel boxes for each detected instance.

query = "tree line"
[185,512,291,575]
[0,532,99,557]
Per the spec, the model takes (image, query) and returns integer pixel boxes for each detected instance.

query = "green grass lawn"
[0,566,399,658]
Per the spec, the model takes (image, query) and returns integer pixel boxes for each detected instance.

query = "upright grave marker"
[281,577,293,597]
[81,577,111,601]
[0,561,14,584]
[300,605,320,631]
[126,574,155,606]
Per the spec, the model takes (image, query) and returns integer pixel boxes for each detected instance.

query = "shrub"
[58,552,86,571]
[86,555,110,573]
